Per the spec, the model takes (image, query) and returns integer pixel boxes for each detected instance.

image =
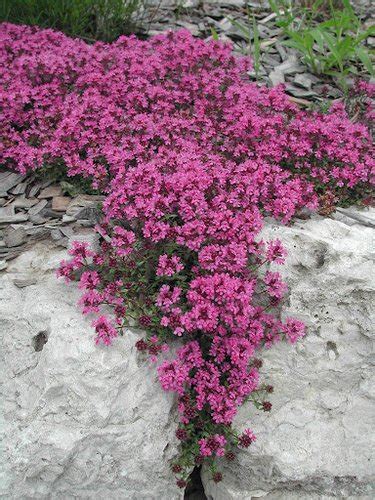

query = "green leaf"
[282,39,307,53]
[268,0,281,16]
[210,26,219,41]
[60,180,80,197]
[311,27,325,53]
[321,31,340,60]
[357,26,375,43]
[356,46,374,75]
[347,65,359,74]
[336,36,355,59]
[341,0,355,16]
[319,18,338,30]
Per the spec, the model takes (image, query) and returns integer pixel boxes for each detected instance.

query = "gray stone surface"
[202,208,375,499]
[0,172,26,196]
[0,242,182,500]
[3,226,27,248]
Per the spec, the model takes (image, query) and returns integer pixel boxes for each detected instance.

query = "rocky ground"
[0,170,102,270]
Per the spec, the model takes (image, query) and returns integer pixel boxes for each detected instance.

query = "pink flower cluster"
[92,316,118,345]
[157,255,184,277]
[1,23,373,195]
[1,23,373,484]
[238,428,256,448]
[199,434,227,457]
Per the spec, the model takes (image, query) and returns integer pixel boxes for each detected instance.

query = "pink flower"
[158,360,190,395]
[156,285,182,311]
[266,239,287,264]
[78,289,103,315]
[111,226,136,257]
[92,315,118,345]
[238,428,256,448]
[156,254,184,276]
[282,317,306,343]
[199,434,227,457]
[79,270,100,290]
[68,241,93,261]
[264,271,288,300]
[56,259,76,282]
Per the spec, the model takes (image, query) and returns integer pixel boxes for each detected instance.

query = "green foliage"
[269,0,374,79]
[210,26,219,41]
[232,1,373,84]
[0,0,146,41]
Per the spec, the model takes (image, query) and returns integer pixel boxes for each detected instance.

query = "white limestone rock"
[202,209,375,499]
[0,242,182,500]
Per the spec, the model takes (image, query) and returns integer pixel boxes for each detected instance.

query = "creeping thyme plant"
[1,23,373,488]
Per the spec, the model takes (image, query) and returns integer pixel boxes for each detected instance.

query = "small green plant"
[0,0,147,41]
[210,26,219,41]
[269,0,374,80]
